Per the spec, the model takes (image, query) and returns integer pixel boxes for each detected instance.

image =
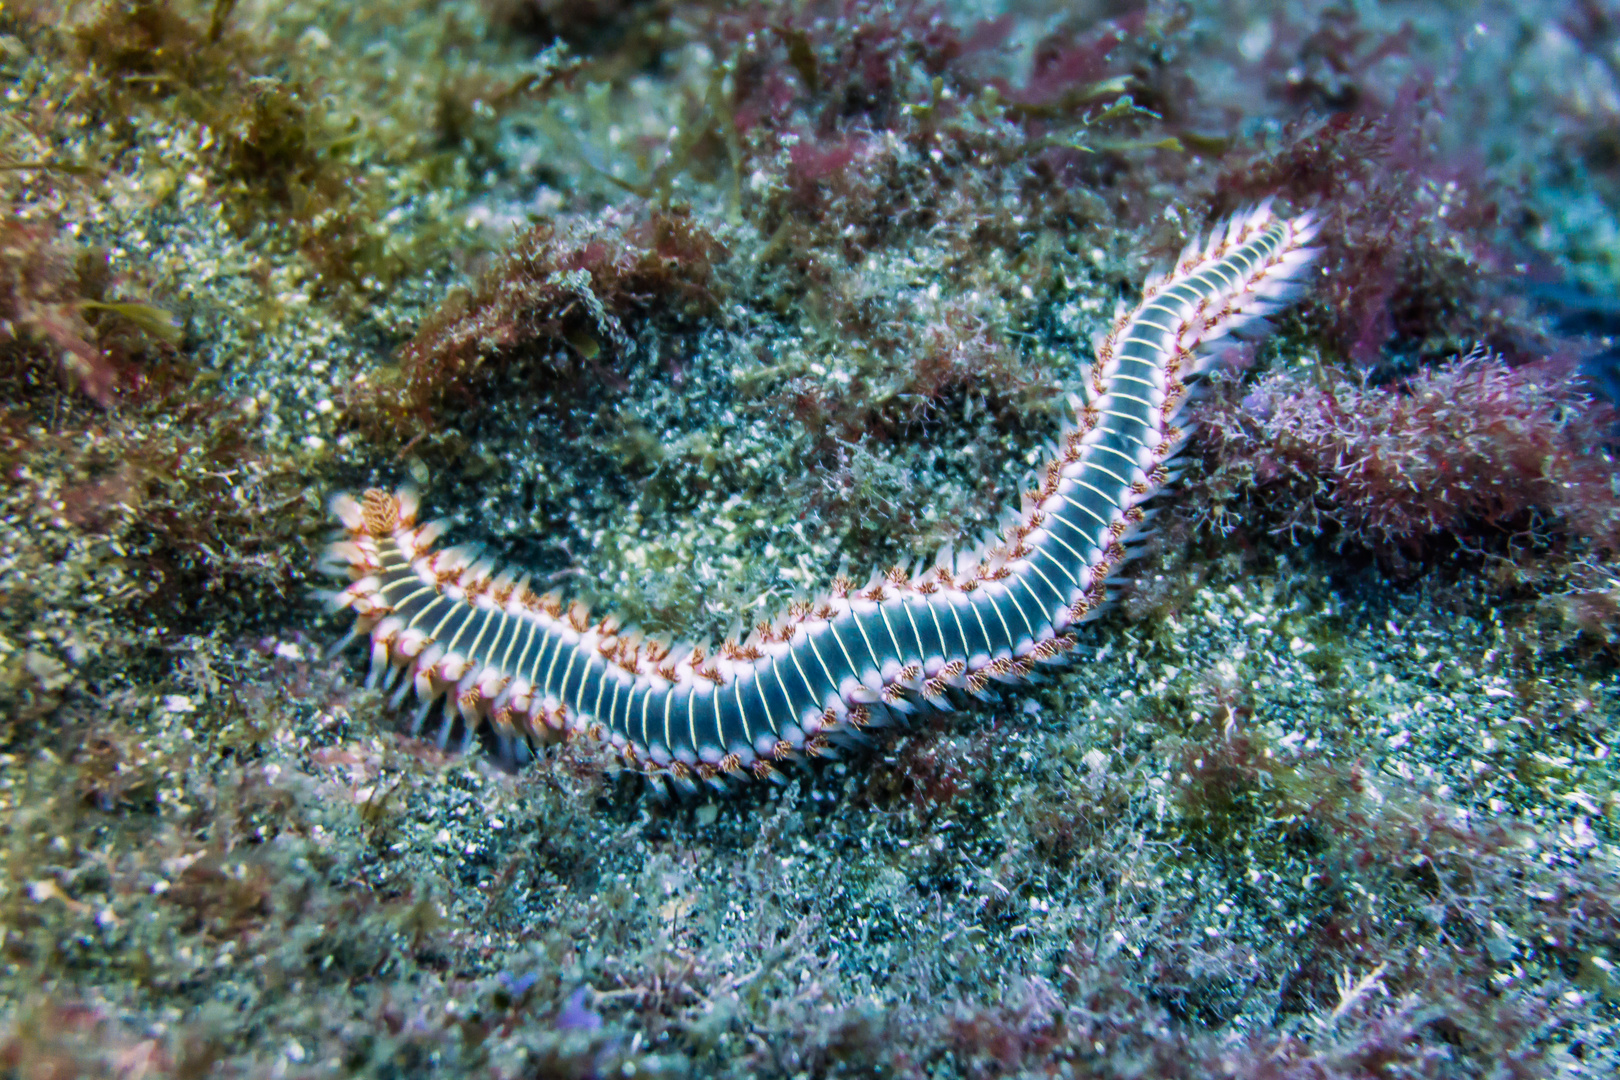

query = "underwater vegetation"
[2,0,1620,1077]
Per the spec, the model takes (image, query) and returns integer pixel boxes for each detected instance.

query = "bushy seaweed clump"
[1116,6,1620,612]
[1200,348,1620,555]
[386,206,727,424]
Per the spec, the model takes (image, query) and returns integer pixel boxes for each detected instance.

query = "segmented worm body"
[324,203,1320,787]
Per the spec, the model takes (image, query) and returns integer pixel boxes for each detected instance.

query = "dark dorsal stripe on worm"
[322,204,1320,788]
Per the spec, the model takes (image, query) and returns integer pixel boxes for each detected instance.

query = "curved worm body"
[323,204,1320,786]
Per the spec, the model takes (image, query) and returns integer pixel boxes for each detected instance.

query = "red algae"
[1202,349,1620,553]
